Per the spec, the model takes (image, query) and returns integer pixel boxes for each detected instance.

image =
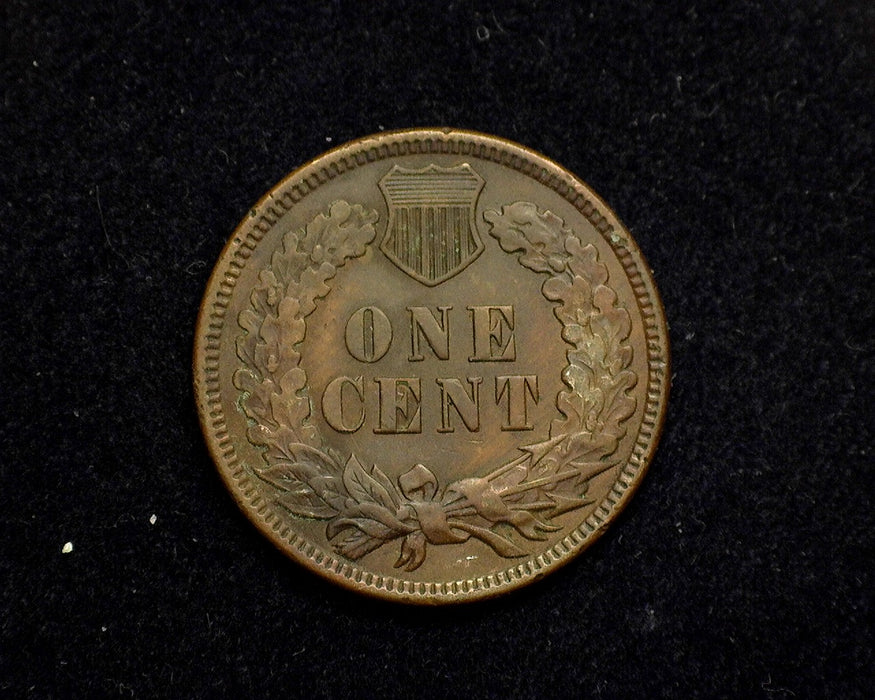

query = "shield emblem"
[378,164,485,286]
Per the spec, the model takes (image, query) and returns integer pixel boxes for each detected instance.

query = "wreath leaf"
[276,489,340,520]
[483,202,569,273]
[342,455,402,512]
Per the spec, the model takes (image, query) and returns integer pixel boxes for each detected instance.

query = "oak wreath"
[234,199,637,572]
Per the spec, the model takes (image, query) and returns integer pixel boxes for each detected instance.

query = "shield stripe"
[384,205,474,278]
[379,164,485,286]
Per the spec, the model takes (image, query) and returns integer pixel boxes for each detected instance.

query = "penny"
[194,129,670,603]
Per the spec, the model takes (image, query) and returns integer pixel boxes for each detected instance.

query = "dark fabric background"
[2,1,872,697]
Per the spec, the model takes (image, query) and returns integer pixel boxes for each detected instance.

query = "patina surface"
[194,129,669,603]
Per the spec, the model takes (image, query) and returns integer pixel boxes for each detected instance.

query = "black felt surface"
[2,1,873,697]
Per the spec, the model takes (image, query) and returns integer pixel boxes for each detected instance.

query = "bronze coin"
[194,129,670,603]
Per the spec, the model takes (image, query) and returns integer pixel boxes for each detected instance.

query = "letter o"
[345,306,392,362]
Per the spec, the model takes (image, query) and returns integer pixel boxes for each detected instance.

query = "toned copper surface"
[193,129,670,603]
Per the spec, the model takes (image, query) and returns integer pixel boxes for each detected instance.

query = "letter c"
[322,375,365,433]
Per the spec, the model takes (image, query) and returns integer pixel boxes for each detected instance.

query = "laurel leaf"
[258,449,346,516]
[341,501,411,535]
[276,489,338,519]
[342,455,399,510]
[326,516,395,541]
[308,475,348,513]
[265,438,338,475]
[368,464,401,509]
[333,530,387,560]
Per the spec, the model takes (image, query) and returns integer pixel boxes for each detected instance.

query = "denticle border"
[194,129,670,603]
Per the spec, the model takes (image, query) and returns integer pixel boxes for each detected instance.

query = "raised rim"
[193,128,671,604]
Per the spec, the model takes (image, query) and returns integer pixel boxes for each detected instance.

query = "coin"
[194,129,670,603]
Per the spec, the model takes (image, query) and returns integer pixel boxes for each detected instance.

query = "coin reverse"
[194,129,669,603]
